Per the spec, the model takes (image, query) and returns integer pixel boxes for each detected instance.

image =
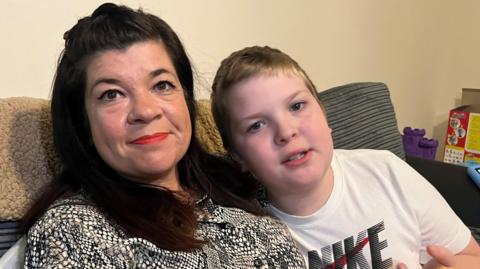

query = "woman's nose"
[127,91,162,124]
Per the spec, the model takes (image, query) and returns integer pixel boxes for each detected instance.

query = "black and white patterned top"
[24,194,306,268]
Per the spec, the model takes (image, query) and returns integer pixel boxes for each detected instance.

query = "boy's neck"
[269,166,334,216]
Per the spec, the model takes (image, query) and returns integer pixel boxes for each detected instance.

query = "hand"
[422,245,456,269]
[395,245,456,269]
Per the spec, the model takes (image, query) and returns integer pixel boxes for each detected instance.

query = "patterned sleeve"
[25,216,80,268]
[24,203,128,268]
[263,217,307,267]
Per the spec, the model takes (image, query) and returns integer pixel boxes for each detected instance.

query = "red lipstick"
[131,132,168,145]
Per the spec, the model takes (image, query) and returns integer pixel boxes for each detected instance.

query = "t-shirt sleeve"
[385,152,471,264]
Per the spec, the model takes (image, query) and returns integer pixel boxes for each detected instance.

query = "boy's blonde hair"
[211,45,323,151]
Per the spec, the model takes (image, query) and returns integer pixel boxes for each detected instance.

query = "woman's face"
[84,40,191,191]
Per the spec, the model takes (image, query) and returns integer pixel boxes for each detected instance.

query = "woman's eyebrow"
[91,78,121,89]
[90,68,173,90]
[150,68,172,78]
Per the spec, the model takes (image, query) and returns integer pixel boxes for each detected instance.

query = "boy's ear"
[229,152,249,172]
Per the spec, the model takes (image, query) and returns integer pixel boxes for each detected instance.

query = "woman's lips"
[131,132,169,145]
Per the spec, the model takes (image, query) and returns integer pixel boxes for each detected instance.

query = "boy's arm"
[397,237,480,269]
[423,237,480,269]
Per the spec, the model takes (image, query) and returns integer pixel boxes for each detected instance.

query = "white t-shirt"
[271,149,471,269]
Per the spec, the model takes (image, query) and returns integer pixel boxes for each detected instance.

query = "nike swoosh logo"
[323,237,370,269]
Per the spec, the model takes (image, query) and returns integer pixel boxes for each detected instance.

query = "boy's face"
[227,72,334,198]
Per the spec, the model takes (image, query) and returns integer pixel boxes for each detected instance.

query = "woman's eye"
[99,89,123,101]
[290,101,305,111]
[154,80,175,92]
[247,121,264,133]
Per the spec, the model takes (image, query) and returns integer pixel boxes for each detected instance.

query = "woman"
[23,3,305,268]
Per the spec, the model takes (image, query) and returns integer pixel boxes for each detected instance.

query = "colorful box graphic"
[444,108,480,164]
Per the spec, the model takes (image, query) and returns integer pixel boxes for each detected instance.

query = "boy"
[210,46,480,269]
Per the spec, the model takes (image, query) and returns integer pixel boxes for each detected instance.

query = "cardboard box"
[444,88,480,164]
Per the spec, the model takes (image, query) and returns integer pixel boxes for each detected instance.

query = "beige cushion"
[195,99,225,154]
[0,97,60,220]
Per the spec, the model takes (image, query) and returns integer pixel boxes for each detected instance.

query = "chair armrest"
[406,156,480,228]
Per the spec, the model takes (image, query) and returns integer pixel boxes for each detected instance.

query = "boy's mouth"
[282,150,311,165]
[287,152,306,161]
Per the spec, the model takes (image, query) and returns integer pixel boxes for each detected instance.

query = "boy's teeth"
[288,152,305,161]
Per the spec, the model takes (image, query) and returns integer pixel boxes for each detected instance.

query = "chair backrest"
[0,97,58,259]
[318,82,405,160]
[0,97,59,221]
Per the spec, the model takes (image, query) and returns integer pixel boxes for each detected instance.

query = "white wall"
[1,0,479,159]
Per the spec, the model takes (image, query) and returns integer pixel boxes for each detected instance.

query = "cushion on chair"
[0,221,21,258]
[0,97,60,221]
[0,236,25,268]
[318,82,406,160]
[195,99,226,154]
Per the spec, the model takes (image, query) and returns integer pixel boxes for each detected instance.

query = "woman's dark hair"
[23,3,263,251]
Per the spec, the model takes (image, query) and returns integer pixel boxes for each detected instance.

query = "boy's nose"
[274,121,297,145]
[127,91,163,124]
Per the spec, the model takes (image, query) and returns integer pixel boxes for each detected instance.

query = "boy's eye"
[290,101,305,111]
[247,121,264,133]
[154,80,175,92]
[99,89,123,101]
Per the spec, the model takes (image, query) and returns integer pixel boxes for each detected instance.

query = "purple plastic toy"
[402,127,438,160]
[418,138,439,160]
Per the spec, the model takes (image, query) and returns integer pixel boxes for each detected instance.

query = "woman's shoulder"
[203,198,267,223]
[27,193,124,244]
[204,198,292,237]
[199,199,305,268]
[33,194,104,228]
[25,194,129,268]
